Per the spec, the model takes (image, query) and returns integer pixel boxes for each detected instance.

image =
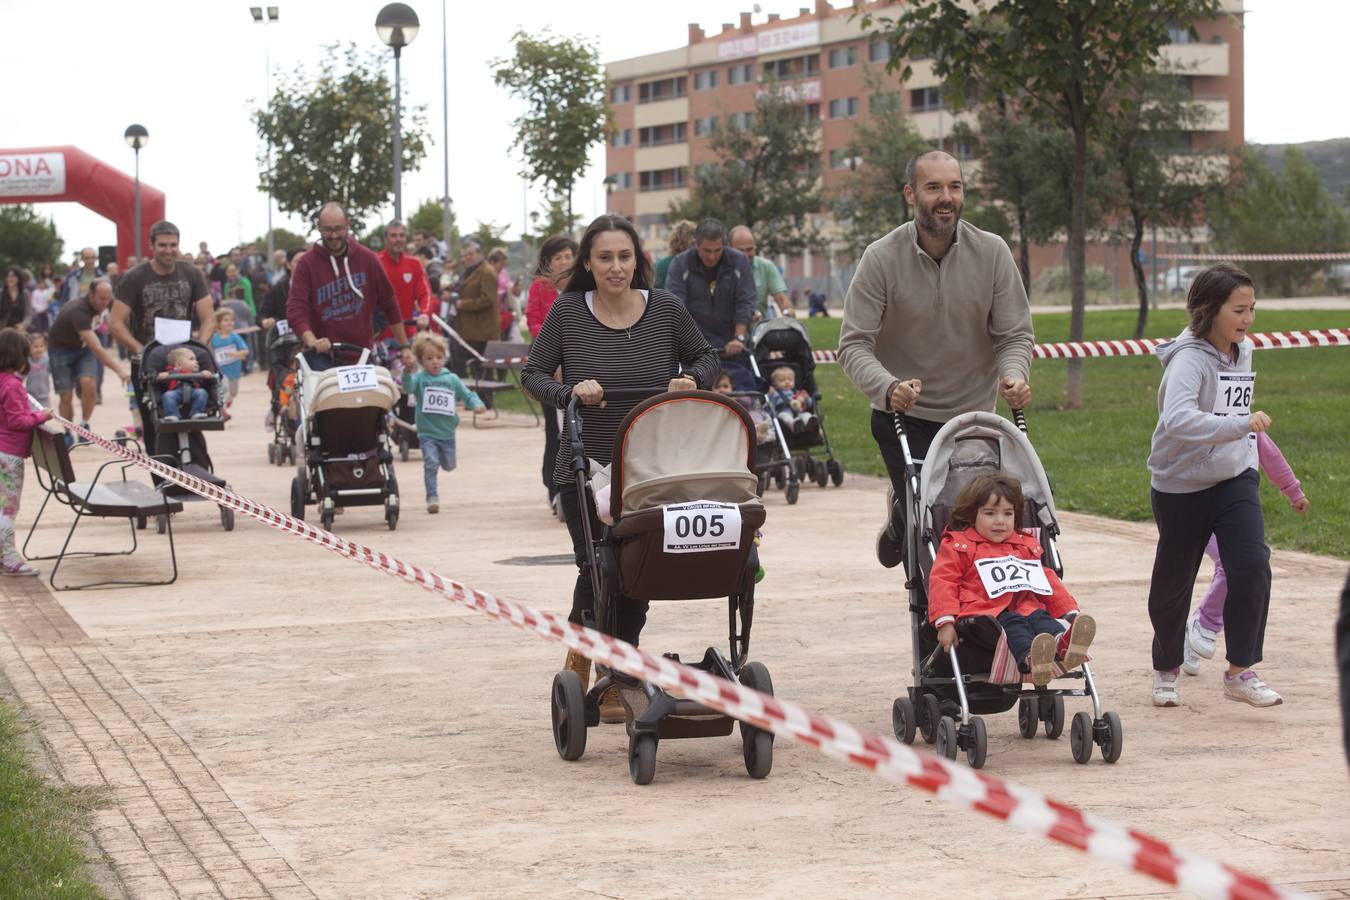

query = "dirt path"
[1,371,1347,899]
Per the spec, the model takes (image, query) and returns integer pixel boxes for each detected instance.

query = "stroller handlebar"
[564,386,671,474]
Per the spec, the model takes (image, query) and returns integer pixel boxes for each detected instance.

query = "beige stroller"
[550,388,772,785]
[289,343,402,530]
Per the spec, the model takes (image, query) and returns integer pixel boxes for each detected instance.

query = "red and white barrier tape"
[46,414,1305,900]
[812,328,1350,363]
[1158,252,1350,262]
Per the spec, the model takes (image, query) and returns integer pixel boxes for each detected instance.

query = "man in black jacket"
[666,219,757,390]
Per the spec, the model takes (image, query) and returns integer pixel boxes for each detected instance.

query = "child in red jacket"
[928,473,1097,686]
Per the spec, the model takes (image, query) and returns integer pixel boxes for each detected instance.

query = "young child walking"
[0,329,54,577]
[928,473,1096,686]
[210,309,249,417]
[401,333,484,514]
[1183,432,1308,675]
[1145,263,1281,708]
[25,332,50,409]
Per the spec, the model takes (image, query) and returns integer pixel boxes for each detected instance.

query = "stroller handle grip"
[564,386,670,473]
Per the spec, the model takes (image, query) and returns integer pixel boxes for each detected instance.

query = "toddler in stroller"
[156,347,215,420]
[766,365,818,435]
[265,324,301,466]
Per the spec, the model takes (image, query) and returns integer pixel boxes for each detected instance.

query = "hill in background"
[1255,137,1350,205]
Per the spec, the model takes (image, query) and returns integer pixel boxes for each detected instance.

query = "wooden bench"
[466,340,539,427]
[23,423,183,591]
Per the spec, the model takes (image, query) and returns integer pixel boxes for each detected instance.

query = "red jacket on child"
[927,527,1078,626]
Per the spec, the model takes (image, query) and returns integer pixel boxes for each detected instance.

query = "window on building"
[693,116,718,137]
[828,97,859,119]
[953,141,974,161]
[1165,22,1193,44]
[638,122,688,147]
[638,76,687,104]
[610,128,633,148]
[802,103,821,125]
[611,172,634,190]
[762,54,820,81]
[828,148,859,170]
[828,46,858,69]
[726,110,754,131]
[868,41,891,63]
[727,63,754,85]
[694,70,720,91]
[639,168,688,192]
[869,92,901,114]
[610,84,632,104]
[636,213,669,229]
[910,87,942,112]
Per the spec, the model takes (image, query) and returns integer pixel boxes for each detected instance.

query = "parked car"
[1157,265,1204,295]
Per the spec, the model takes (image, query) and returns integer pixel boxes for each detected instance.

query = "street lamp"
[124,124,149,259]
[250,6,280,256]
[376,2,419,222]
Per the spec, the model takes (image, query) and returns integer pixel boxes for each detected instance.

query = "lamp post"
[441,0,451,248]
[123,125,149,259]
[250,6,279,256]
[376,3,420,222]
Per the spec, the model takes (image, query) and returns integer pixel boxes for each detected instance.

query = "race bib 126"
[336,365,377,393]
[1213,371,1254,417]
[662,501,742,554]
[975,555,1053,598]
[421,386,456,416]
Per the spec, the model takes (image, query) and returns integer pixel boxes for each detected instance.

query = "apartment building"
[604,0,1244,287]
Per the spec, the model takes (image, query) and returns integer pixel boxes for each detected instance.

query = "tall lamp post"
[376,3,419,222]
[124,125,149,260]
[250,6,279,256]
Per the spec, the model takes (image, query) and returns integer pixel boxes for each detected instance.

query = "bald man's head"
[905,150,960,190]
[729,225,758,259]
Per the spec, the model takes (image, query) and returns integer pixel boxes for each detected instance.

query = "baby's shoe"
[162,415,180,422]
[1056,613,1096,671]
[1223,669,1282,707]
[1027,633,1057,687]
[1152,669,1181,707]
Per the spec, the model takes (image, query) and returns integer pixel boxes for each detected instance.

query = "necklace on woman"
[595,290,642,338]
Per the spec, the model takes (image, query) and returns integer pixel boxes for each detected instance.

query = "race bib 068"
[421,386,456,416]
[662,501,742,554]
[336,365,377,393]
[975,555,1053,598]
[213,348,237,366]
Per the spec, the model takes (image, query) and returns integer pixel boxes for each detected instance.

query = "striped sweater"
[521,289,719,485]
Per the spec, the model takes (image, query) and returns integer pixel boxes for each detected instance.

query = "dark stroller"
[746,317,844,505]
[136,339,235,532]
[549,389,773,785]
[889,410,1122,768]
[264,323,300,466]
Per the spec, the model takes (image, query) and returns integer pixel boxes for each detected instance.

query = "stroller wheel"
[289,477,305,520]
[773,468,786,490]
[919,693,942,744]
[219,506,235,532]
[965,716,988,769]
[320,508,335,531]
[1017,698,1038,738]
[267,443,276,464]
[828,459,844,486]
[1070,711,1094,764]
[755,470,769,497]
[891,697,917,744]
[628,733,658,785]
[1099,711,1124,764]
[1043,694,1066,740]
[935,716,958,760]
[813,459,828,487]
[136,515,147,531]
[738,661,774,779]
[385,500,399,531]
[550,670,588,761]
[785,480,800,505]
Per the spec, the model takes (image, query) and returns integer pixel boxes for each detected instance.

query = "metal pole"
[441,0,451,247]
[133,148,142,260]
[1150,220,1158,305]
[393,46,404,222]
[264,25,274,256]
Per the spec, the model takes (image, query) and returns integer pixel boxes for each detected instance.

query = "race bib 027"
[662,501,742,554]
[421,386,456,416]
[975,555,1053,598]
[336,365,377,393]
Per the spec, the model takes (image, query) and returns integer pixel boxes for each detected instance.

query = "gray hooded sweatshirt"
[1147,329,1258,493]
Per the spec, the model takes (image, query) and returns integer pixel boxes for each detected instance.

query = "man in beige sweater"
[838,151,1034,568]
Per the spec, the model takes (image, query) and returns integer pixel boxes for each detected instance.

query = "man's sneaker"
[875,487,904,569]
[427,501,439,514]
[1056,613,1096,671]
[1223,670,1283,707]
[162,415,180,422]
[2,561,39,577]
[1152,669,1181,707]
[1027,633,1057,687]
[190,412,208,420]
[1181,640,1203,676]
[1186,613,1218,660]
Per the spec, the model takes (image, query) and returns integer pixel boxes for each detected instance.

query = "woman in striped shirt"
[522,215,719,720]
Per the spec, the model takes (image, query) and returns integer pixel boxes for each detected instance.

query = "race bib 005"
[421,386,456,416]
[975,555,1053,598]
[336,365,377,393]
[662,501,742,554]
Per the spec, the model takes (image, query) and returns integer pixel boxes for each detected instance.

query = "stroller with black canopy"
[889,410,1123,768]
[549,388,773,785]
[264,323,301,466]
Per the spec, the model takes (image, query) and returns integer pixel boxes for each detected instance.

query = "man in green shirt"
[730,225,793,319]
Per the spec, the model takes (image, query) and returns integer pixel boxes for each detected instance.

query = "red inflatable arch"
[0,146,166,266]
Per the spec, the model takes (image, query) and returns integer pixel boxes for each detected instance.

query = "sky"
[4,0,1348,259]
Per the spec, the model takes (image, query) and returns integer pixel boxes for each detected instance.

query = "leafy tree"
[863,0,1222,408]
[468,221,511,250]
[1210,146,1350,297]
[253,44,430,233]
[251,227,309,252]
[493,31,610,223]
[0,206,63,274]
[407,198,457,244]
[670,80,823,258]
[531,197,582,241]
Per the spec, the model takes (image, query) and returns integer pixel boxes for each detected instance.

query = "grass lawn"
[803,309,1350,559]
[0,698,102,898]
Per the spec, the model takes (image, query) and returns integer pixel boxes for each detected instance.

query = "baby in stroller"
[766,365,818,435]
[929,473,1097,687]
[156,347,217,421]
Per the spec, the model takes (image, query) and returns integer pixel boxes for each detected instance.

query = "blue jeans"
[997,608,1065,664]
[420,435,456,499]
[161,387,208,419]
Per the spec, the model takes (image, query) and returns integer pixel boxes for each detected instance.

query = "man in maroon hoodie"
[286,202,412,366]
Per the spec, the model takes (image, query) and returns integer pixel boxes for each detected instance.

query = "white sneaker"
[1186,614,1218,660]
[1181,640,1202,676]
[1223,670,1283,707]
[1152,669,1181,707]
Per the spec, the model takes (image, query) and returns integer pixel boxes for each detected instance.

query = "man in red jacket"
[376,220,431,341]
[286,202,412,366]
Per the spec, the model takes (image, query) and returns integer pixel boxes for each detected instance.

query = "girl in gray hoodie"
[1145,263,1282,709]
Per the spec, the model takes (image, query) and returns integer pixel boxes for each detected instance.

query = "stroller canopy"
[749,317,816,392]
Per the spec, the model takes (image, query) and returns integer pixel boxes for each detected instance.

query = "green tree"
[530,197,582,241]
[251,226,309,252]
[863,0,1222,408]
[1210,146,1350,297]
[468,221,511,250]
[493,31,610,223]
[253,44,430,232]
[670,81,823,258]
[407,198,457,244]
[0,206,63,274]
